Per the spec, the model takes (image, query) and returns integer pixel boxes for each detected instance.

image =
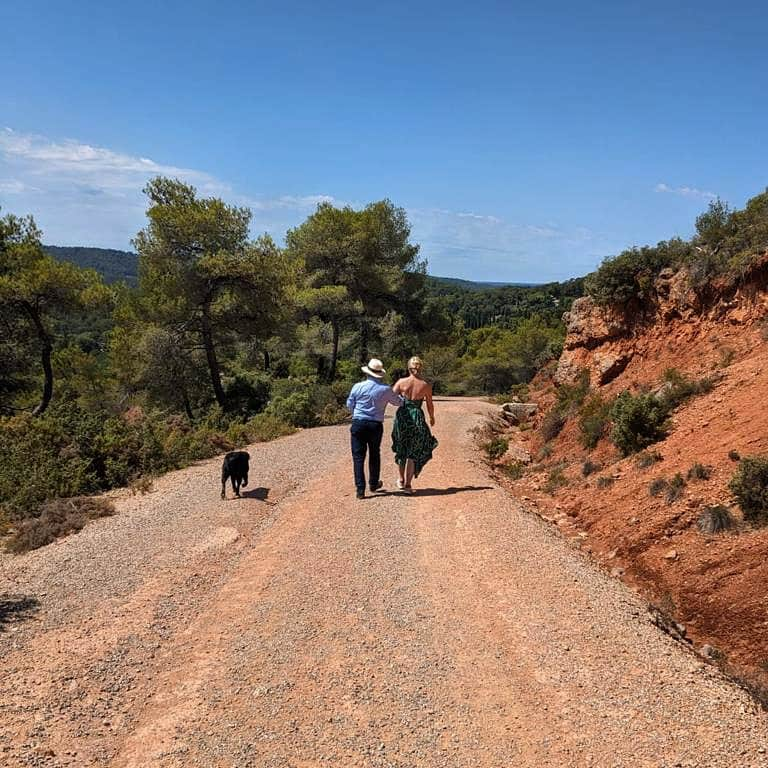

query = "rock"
[610,567,625,578]
[663,549,678,560]
[501,402,538,423]
[562,297,628,351]
[503,443,532,465]
[594,352,632,385]
[698,644,718,660]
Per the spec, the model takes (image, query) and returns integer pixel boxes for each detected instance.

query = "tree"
[286,200,423,379]
[0,212,108,415]
[133,177,294,410]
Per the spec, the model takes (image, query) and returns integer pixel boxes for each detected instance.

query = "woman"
[391,356,438,493]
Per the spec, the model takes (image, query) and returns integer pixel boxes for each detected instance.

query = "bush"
[697,505,734,534]
[555,370,591,413]
[582,460,601,477]
[483,437,509,460]
[728,456,768,524]
[687,462,712,481]
[610,391,670,456]
[636,450,663,469]
[658,369,715,410]
[665,473,686,504]
[265,390,317,428]
[540,409,567,442]
[543,464,568,494]
[579,393,612,450]
[223,370,271,417]
[536,443,553,461]
[6,496,115,553]
[649,477,668,497]
[596,476,615,489]
[501,462,525,480]
[659,368,715,411]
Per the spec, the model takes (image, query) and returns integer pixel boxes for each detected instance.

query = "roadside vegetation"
[1,179,576,549]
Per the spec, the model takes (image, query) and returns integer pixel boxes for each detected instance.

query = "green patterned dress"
[391,398,438,478]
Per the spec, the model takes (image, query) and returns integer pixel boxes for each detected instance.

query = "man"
[346,358,403,499]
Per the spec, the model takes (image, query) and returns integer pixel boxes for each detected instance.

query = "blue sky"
[1,0,766,282]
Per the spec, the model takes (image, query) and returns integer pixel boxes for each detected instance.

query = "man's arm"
[386,386,405,407]
[346,385,358,413]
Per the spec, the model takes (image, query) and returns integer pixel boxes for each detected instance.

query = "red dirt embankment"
[499,258,768,696]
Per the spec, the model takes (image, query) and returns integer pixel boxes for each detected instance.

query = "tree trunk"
[359,318,370,364]
[263,348,271,371]
[181,386,194,423]
[329,319,340,382]
[24,303,53,417]
[200,303,227,410]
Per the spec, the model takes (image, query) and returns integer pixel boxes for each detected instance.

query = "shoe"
[370,480,383,492]
[356,491,365,499]
[396,479,404,490]
[403,485,414,494]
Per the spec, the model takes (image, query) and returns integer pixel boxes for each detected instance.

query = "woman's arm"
[425,384,435,426]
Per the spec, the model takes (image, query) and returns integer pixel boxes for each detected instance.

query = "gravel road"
[1,398,766,767]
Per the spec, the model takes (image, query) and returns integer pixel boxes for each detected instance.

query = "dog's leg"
[233,476,240,498]
[221,470,229,500]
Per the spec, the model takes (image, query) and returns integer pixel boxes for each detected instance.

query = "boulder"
[562,297,628,351]
[594,352,632,385]
[500,402,538,423]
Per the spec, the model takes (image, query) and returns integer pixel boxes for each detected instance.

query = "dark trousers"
[350,419,384,493]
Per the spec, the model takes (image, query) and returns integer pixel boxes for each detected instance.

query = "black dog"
[221,450,250,499]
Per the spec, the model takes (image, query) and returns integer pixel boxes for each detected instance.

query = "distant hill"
[44,247,537,293]
[427,275,538,291]
[44,246,138,286]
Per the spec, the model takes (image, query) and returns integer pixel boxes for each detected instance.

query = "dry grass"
[6,496,115,553]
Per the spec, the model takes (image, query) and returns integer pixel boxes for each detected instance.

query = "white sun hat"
[361,358,386,378]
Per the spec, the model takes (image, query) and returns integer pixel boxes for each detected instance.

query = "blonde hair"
[408,356,423,375]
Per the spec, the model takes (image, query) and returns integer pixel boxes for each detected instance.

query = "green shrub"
[555,370,591,413]
[636,450,663,469]
[543,464,568,494]
[501,462,525,480]
[579,393,612,450]
[582,460,601,477]
[265,390,317,428]
[658,368,715,410]
[596,475,615,489]
[687,462,712,481]
[585,239,691,306]
[243,414,296,442]
[728,456,768,524]
[610,391,670,456]
[540,409,567,442]
[649,477,668,497]
[536,443,553,461]
[665,473,686,504]
[222,370,271,417]
[697,505,734,534]
[483,437,509,460]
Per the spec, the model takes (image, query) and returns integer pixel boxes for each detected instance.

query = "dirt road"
[1,398,766,767]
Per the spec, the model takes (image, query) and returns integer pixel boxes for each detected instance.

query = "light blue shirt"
[346,376,403,422]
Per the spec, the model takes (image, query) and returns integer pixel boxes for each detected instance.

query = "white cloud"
[0,127,611,281]
[655,182,717,200]
[409,206,607,282]
[0,128,339,248]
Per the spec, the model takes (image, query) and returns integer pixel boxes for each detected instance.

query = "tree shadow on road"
[412,485,493,496]
[377,485,493,497]
[0,594,40,632]
[241,487,270,501]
